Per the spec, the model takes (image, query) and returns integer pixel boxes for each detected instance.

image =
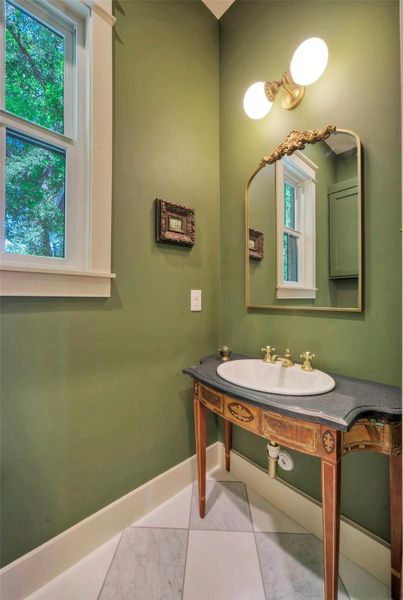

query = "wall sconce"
[243,38,328,120]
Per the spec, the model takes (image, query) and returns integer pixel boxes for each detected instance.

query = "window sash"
[281,176,304,286]
[282,232,299,283]
[276,152,316,297]
[0,0,76,138]
[0,119,76,267]
[0,0,89,271]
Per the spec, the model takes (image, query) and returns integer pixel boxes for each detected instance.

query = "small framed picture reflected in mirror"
[249,229,264,260]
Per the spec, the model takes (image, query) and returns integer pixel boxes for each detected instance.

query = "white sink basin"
[217,359,335,396]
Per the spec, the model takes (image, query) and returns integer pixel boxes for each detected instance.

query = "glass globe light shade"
[243,82,273,120]
[290,38,328,86]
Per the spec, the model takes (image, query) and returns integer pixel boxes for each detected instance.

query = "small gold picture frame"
[249,229,264,261]
[155,199,195,246]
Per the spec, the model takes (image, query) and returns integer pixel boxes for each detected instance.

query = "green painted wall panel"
[0,0,220,566]
[219,0,401,541]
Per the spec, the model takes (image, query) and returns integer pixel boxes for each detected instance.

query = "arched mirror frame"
[245,125,363,312]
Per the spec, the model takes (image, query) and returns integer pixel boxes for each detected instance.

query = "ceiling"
[201,0,236,19]
[325,133,356,155]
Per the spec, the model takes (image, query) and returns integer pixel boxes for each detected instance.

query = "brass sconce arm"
[264,69,305,110]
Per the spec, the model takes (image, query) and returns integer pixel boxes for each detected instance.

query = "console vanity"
[184,354,402,600]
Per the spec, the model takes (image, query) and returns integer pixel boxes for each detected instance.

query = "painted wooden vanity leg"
[193,384,206,518]
[224,419,232,471]
[390,451,402,600]
[320,427,342,600]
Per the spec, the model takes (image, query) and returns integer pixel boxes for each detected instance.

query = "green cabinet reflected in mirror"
[245,127,363,312]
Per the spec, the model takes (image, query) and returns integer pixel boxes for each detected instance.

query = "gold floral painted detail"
[193,381,199,396]
[228,402,254,423]
[259,125,337,167]
[322,430,335,454]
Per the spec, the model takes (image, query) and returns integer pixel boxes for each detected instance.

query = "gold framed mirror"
[245,126,362,312]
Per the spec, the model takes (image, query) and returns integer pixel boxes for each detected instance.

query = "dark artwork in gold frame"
[155,199,195,247]
[249,228,264,260]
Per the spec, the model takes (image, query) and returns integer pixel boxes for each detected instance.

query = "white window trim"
[276,151,317,300]
[0,0,116,297]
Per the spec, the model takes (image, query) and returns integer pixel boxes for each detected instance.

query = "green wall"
[219,0,401,541]
[0,0,220,566]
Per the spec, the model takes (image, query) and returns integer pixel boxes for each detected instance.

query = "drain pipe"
[267,441,280,479]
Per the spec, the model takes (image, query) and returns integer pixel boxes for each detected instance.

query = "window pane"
[5,131,66,258]
[284,182,296,229]
[283,233,298,282]
[5,1,64,133]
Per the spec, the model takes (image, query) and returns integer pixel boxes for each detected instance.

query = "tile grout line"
[180,482,194,599]
[246,485,310,533]
[131,523,312,535]
[245,485,268,600]
[206,478,241,482]
[96,531,124,600]
[131,524,310,534]
[130,524,189,531]
[338,572,352,600]
[252,530,312,536]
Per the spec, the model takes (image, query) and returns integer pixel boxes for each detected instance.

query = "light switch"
[191,289,202,311]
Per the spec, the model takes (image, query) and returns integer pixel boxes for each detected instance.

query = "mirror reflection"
[247,129,362,311]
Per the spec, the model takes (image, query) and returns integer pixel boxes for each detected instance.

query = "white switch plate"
[191,289,202,311]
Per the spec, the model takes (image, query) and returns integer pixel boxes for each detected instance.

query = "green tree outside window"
[4,1,66,258]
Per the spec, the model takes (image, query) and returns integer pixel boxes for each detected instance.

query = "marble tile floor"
[26,467,391,600]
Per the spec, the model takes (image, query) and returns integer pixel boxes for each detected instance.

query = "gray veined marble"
[255,532,349,600]
[98,527,188,600]
[189,481,253,531]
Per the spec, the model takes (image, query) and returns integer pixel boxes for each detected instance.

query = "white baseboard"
[0,442,220,600]
[217,444,391,588]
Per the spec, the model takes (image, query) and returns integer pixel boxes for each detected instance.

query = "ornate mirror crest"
[259,124,336,167]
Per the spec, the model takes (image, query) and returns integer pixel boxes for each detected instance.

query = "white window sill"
[0,265,116,297]
[276,286,317,300]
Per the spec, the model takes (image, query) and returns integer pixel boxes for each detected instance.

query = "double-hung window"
[276,151,317,299]
[0,0,115,296]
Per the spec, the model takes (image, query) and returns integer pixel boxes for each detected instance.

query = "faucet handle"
[300,351,315,372]
[219,346,232,362]
[261,345,275,363]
